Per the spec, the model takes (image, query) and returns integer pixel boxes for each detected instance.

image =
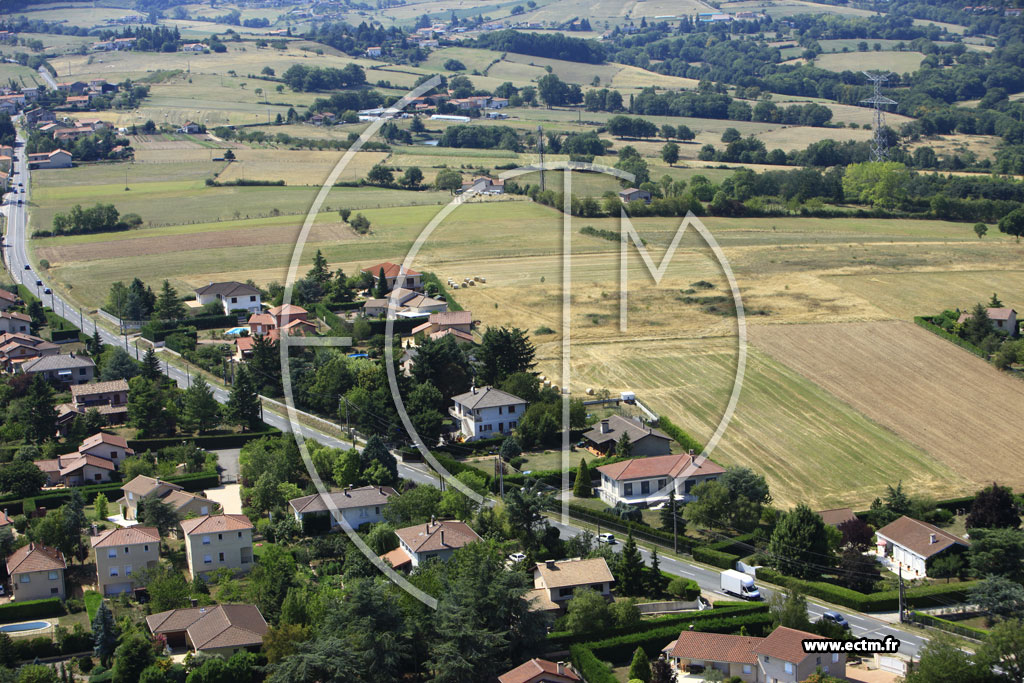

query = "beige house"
[498,658,581,683]
[180,514,254,579]
[78,432,134,465]
[875,515,969,579]
[90,526,160,596]
[528,558,614,612]
[412,310,472,337]
[146,604,268,657]
[7,543,66,601]
[360,261,423,292]
[958,307,1018,337]
[34,453,115,486]
[118,475,218,522]
[385,519,481,569]
[63,380,130,425]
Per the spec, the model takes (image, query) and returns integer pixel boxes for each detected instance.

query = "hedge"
[570,645,617,683]
[14,631,92,661]
[909,611,988,640]
[692,545,741,569]
[914,316,987,360]
[582,612,774,662]
[141,325,196,343]
[421,272,463,312]
[560,502,689,551]
[330,301,364,312]
[0,598,66,621]
[127,429,280,451]
[367,318,421,336]
[756,567,980,612]
[657,414,704,454]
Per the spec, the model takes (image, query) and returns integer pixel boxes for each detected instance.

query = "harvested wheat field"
[750,320,1024,492]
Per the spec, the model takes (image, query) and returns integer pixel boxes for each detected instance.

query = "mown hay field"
[814,51,927,74]
[750,321,1024,496]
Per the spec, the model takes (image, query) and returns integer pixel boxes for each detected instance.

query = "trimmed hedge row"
[909,611,988,640]
[756,567,980,612]
[692,545,740,569]
[570,645,616,683]
[127,429,280,451]
[583,612,775,662]
[560,502,690,550]
[914,316,987,360]
[141,325,197,343]
[14,632,92,661]
[657,414,704,454]
[421,272,464,312]
[0,598,66,621]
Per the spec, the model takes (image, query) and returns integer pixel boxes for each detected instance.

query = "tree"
[111,632,156,683]
[263,623,312,664]
[224,149,236,161]
[970,575,1024,625]
[647,547,668,597]
[400,166,423,188]
[974,222,988,239]
[767,504,833,579]
[628,647,651,683]
[0,461,46,497]
[100,347,139,382]
[618,532,645,596]
[331,448,361,487]
[929,554,965,583]
[616,432,633,458]
[91,602,118,666]
[720,467,772,505]
[967,483,1021,530]
[383,484,441,526]
[573,458,592,498]
[359,435,397,487]
[905,631,983,683]
[141,348,162,380]
[23,374,57,443]
[367,164,393,186]
[136,497,180,537]
[990,293,1003,307]
[650,656,674,683]
[769,589,812,630]
[434,168,463,193]
[682,480,731,530]
[182,376,221,433]
[998,207,1024,242]
[154,280,186,322]
[87,328,104,356]
[16,665,57,683]
[660,491,685,534]
[128,376,173,438]
[563,587,612,635]
[373,267,388,299]
[837,545,881,592]
[969,528,1024,581]
[499,436,521,462]
[660,142,679,166]
[249,544,297,622]
[977,619,1024,683]
[226,364,262,431]
[476,326,536,385]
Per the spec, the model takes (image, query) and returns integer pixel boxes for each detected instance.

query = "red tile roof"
[670,631,761,665]
[755,626,827,663]
[876,515,969,559]
[90,526,160,548]
[596,453,724,482]
[180,514,253,536]
[7,543,66,574]
[499,658,581,683]
[361,261,421,278]
[395,519,480,553]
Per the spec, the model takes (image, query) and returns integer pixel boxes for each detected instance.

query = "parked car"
[597,533,616,545]
[508,552,526,564]
[821,610,849,629]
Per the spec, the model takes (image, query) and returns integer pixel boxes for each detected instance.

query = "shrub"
[692,545,739,569]
[78,656,94,673]
[668,576,701,600]
[0,598,66,621]
[570,644,617,683]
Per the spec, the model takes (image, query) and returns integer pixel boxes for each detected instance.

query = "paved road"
[36,66,57,91]
[1,127,929,659]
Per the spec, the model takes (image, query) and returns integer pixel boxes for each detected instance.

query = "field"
[814,51,927,74]
[750,321,1024,496]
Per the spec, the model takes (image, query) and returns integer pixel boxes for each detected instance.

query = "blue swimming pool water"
[0,621,49,632]
[224,327,247,335]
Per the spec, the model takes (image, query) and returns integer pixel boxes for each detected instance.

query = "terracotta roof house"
[451,385,527,442]
[390,519,481,568]
[875,515,969,578]
[663,626,845,682]
[360,262,422,292]
[0,311,31,335]
[411,310,473,336]
[429,328,474,344]
[247,312,276,336]
[117,475,217,522]
[180,514,254,579]
[195,281,262,315]
[35,453,116,486]
[817,507,857,528]
[584,415,673,457]
[268,304,308,326]
[527,558,614,612]
[0,289,19,311]
[498,658,581,683]
[7,543,66,601]
[90,526,160,595]
[78,432,134,465]
[147,604,268,657]
[0,332,60,370]
[597,452,725,507]
[958,307,1018,336]
[289,485,397,532]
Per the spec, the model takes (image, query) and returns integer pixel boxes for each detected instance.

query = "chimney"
[545,559,556,569]
[440,530,445,546]
[344,489,350,497]
[557,662,567,675]
[28,542,33,551]
[600,419,610,434]
[378,486,382,494]
[929,533,937,544]
[472,386,477,395]
[190,598,198,607]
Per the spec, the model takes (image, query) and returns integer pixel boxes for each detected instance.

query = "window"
[640,481,650,495]
[624,483,633,496]
[128,492,134,500]
[203,554,212,564]
[230,297,237,303]
[124,547,129,554]
[20,575,29,583]
[125,565,132,576]
[832,654,839,664]
[107,549,117,558]
[509,421,516,429]
[79,368,87,376]
[375,506,380,515]
[201,506,209,515]
[237,532,242,538]
[218,552,225,562]
[50,587,58,594]
[763,656,769,663]
[249,296,256,302]
[508,405,516,414]
[109,567,118,577]
[658,479,667,490]
[202,535,210,545]
[217,533,223,540]
[816,657,821,666]
[498,423,504,433]
[144,545,149,552]
[784,662,794,674]
[111,451,117,458]
[498,406,503,415]
[743,665,752,675]
[95,474,103,481]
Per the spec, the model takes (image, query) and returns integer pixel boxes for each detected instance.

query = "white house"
[596,452,725,507]
[385,519,481,569]
[450,386,527,441]
[288,485,397,531]
[875,515,969,579]
[182,43,206,52]
[366,46,383,57]
[958,307,1018,337]
[195,282,262,315]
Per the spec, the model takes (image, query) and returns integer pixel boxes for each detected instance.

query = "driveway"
[213,448,240,484]
[204,484,242,515]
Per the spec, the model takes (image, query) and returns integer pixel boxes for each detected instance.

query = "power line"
[860,71,897,162]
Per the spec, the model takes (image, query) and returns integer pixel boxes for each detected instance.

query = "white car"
[508,552,527,564]
[597,533,616,545]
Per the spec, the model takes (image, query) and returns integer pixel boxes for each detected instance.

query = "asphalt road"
[1,127,929,659]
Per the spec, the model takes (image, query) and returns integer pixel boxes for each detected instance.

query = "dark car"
[35,280,41,287]
[43,288,51,295]
[821,610,849,629]
[23,264,30,270]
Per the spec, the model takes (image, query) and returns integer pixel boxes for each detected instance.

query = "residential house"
[21,353,96,385]
[583,415,673,457]
[460,176,504,195]
[268,304,308,327]
[56,82,87,95]
[27,149,73,169]
[195,282,262,315]
[24,108,55,127]
[182,43,206,52]
[385,519,481,569]
[118,475,217,522]
[233,335,256,361]
[875,515,969,578]
[957,307,1018,336]
[288,485,397,531]
[63,379,130,424]
[177,121,201,134]
[34,453,115,486]
[450,385,527,441]
[0,101,16,116]
[362,288,447,317]
[247,312,276,337]
[498,659,581,683]
[0,311,31,334]
[817,507,857,528]
[114,37,137,49]
[488,97,510,109]
[360,262,422,292]
[180,514,254,578]
[411,310,473,337]
[597,452,725,507]
[0,333,60,371]
[528,558,614,612]
[618,187,652,204]
[78,431,135,466]
[366,46,383,57]
[7,543,66,601]
[64,95,93,109]
[146,604,268,657]
[279,318,316,337]
[90,526,160,595]
[430,328,474,344]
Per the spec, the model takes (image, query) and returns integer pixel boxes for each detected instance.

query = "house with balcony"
[288,485,397,532]
[61,380,130,425]
[21,353,95,385]
[181,514,254,579]
[450,385,527,441]
[597,452,725,507]
[7,543,66,601]
[90,526,160,595]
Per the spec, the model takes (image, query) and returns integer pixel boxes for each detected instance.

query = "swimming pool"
[0,621,50,633]
[224,327,247,336]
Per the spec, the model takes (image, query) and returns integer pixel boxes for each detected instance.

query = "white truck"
[720,569,761,600]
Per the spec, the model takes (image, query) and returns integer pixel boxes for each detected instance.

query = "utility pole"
[898,565,906,623]
[537,125,545,191]
[860,71,897,162]
[672,492,678,555]
[134,340,139,360]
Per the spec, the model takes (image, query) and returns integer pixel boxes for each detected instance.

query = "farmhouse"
[460,176,505,195]
[875,515,969,578]
[56,81,87,94]
[180,514,255,579]
[366,46,383,57]
[7,543,66,601]
[90,526,160,596]
[118,475,217,522]
[360,262,422,292]
[957,307,1018,336]
[583,415,673,457]
[177,121,202,134]
[182,43,206,52]
[386,519,481,569]
[663,626,845,682]
[619,187,652,204]
[195,281,262,315]
[596,452,725,507]
[20,352,96,385]
[451,385,527,441]
[498,659,581,683]
[146,604,268,657]
[528,558,614,611]
[288,485,397,531]
[27,149,72,169]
